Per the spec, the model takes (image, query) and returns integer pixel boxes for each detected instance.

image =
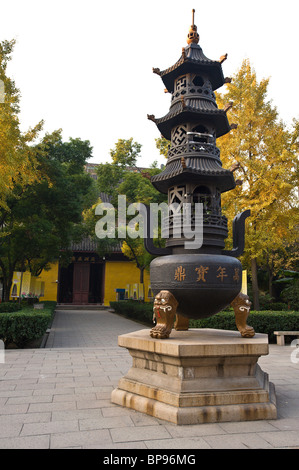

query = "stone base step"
[56,304,107,310]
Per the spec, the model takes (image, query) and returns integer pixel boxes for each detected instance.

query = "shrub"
[0,303,56,347]
[281,280,299,310]
[41,301,57,311]
[258,293,275,310]
[110,300,153,326]
[189,310,299,343]
[268,302,289,311]
[0,302,21,313]
[110,301,299,343]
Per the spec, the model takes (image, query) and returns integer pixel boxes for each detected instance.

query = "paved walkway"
[0,308,298,449]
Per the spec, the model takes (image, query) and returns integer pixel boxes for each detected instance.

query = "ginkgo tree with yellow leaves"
[155,60,298,310]
[216,59,298,309]
[0,39,43,211]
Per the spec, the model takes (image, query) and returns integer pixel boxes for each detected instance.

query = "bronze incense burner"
[145,10,254,339]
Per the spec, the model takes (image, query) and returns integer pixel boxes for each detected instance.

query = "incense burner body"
[150,253,242,319]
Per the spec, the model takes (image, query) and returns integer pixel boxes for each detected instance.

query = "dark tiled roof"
[155,105,230,140]
[160,43,225,92]
[71,237,122,253]
[151,157,235,194]
[71,238,98,252]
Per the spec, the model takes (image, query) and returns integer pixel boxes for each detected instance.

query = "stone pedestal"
[111,328,277,425]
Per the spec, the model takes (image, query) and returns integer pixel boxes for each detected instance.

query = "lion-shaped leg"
[230,292,255,338]
[150,290,178,339]
[174,314,189,331]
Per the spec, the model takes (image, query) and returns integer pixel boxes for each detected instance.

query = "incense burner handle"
[143,204,172,256]
[222,210,251,258]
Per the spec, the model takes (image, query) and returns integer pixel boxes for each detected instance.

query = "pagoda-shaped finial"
[187,9,199,44]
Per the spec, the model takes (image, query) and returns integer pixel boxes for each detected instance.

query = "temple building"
[34,241,151,306]
[8,164,152,306]
[10,236,152,306]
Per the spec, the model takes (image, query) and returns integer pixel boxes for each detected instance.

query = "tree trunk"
[251,257,260,311]
[139,267,145,284]
[3,277,12,302]
[268,263,274,298]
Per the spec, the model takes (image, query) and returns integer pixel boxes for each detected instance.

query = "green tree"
[110,138,142,169]
[96,138,143,205]
[216,59,298,309]
[96,138,166,283]
[117,167,166,283]
[0,132,97,301]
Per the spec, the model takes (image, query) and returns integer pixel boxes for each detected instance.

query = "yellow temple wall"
[103,261,151,306]
[38,263,59,301]
[9,260,152,305]
[9,263,59,302]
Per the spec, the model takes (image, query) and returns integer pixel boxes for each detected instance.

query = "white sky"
[1,0,298,168]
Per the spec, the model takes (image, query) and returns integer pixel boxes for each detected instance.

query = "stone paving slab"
[0,308,298,449]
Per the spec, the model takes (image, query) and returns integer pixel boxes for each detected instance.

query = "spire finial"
[187,9,199,44]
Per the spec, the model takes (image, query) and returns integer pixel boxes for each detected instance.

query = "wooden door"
[72,263,90,304]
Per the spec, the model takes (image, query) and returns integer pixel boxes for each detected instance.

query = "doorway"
[73,263,90,304]
[58,262,104,304]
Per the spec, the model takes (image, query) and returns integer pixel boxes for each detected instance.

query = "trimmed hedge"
[189,311,299,343]
[0,302,21,313]
[110,301,299,343]
[110,300,154,326]
[0,302,56,347]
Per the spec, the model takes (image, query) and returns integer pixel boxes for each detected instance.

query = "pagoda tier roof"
[160,43,225,92]
[151,156,235,194]
[154,100,231,139]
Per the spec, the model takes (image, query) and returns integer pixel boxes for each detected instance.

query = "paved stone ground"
[0,308,298,449]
